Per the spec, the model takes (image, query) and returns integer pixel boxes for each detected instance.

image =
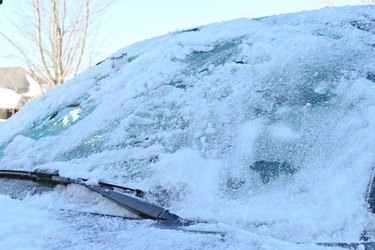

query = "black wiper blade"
[0,169,144,197]
[0,169,179,221]
[0,169,56,179]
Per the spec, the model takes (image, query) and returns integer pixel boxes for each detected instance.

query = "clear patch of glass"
[313,30,342,39]
[184,39,243,74]
[23,98,94,140]
[249,160,297,184]
[111,53,139,69]
[57,131,108,161]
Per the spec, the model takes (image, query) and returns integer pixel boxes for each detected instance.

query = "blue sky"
[0,0,363,67]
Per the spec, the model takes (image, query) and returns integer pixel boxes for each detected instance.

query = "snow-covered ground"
[1,5,375,249]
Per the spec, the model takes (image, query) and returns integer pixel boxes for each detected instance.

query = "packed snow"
[1,5,375,249]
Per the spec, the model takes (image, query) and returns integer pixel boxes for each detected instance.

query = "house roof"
[0,67,31,94]
[0,88,23,109]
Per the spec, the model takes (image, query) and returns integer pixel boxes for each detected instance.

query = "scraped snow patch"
[269,122,300,142]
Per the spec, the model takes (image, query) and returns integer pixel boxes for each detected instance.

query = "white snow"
[269,122,300,141]
[0,87,22,109]
[1,5,375,249]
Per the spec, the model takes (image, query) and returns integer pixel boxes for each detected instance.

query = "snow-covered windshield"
[1,6,375,248]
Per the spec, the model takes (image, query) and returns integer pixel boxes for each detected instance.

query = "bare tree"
[1,0,113,89]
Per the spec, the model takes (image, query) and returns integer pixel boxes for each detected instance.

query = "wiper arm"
[0,169,180,221]
[82,182,180,221]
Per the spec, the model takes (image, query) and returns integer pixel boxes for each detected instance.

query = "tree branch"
[33,0,55,87]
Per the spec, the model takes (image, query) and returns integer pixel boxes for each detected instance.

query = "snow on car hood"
[2,5,375,249]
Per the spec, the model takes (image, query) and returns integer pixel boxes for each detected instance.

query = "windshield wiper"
[0,169,179,221]
[4,169,375,249]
